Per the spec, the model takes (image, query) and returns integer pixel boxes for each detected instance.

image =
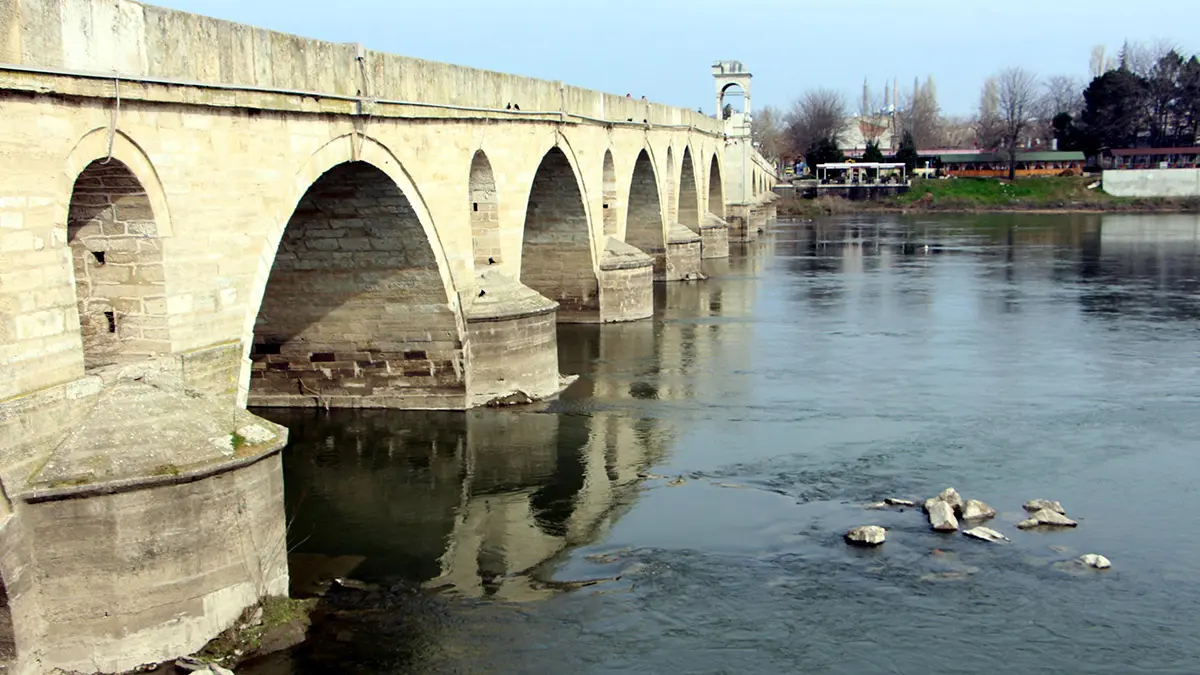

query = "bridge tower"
[713,60,770,240]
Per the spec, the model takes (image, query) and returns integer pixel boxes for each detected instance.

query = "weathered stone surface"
[599,238,654,323]
[961,499,997,521]
[1016,508,1078,529]
[928,501,959,531]
[935,487,965,514]
[210,665,236,675]
[1079,554,1111,569]
[28,378,287,490]
[844,525,887,547]
[963,526,1010,543]
[1024,499,1066,514]
[699,213,729,259]
[665,223,703,282]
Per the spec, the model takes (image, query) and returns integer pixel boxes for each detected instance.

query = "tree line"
[751,41,1200,180]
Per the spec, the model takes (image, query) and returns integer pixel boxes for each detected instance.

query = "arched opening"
[720,83,747,118]
[602,150,618,237]
[678,148,700,228]
[665,147,677,224]
[519,147,597,316]
[250,161,461,407]
[469,151,500,268]
[66,158,169,370]
[708,155,725,218]
[625,150,665,261]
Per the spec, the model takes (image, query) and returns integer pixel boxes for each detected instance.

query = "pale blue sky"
[152,0,1195,116]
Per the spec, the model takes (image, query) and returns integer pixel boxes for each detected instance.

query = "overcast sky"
[151,0,1195,117]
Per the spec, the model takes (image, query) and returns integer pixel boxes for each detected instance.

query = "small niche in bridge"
[91,251,106,265]
[104,311,116,334]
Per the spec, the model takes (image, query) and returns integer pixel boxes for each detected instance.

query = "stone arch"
[519,146,598,319]
[66,157,170,370]
[240,134,461,406]
[602,150,618,237]
[625,149,665,264]
[665,146,677,224]
[719,82,748,116]
[64,128,173,237]
[678,146,700,229]
[708,153,726,219]
[469,150,500,268]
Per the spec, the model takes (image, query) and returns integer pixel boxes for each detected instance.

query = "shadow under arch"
[679,146,700,229]
[519,145,600,322]
[708,153,726,219]
[665,146,677,224]
[625,149,666,272]
[243,134,465,409]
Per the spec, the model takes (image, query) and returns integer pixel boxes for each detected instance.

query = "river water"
[250,213,1200,675]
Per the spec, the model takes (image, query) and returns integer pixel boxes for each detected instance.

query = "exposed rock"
[927,501,959,531]
[963,526,1010,543]
[961,499,997,521]
[175,656,209,672]
[844,525,887,547]
[864,502,888,510]
[210,665,235,675]
[1016,508,1078,529]
[1079,554,1111,569]
[1023,499,1065,515]
[936,487,965,514]
[486,390,534,407]
[885,498,917,507]
[666,476,687,487]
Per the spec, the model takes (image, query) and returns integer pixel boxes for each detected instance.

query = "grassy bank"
[779,177,1200,216]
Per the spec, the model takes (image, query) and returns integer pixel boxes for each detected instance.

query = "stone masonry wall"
[465,311,559,407]
[678,151,700,229]
[469,152,501,268]
[625,152,666,276]
[519,149,598,319]
[67,159,169,369]
[250,162,464,409]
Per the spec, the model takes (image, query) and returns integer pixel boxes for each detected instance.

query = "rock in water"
[210,666,235,675]
[927,501,959,531]
[936,487,965,514]
[961,499,997,521]
[963,526,1010,543]
[1079,554,1111,569]
[1023,499,1065,514]
[844,525,887,547]
[885,498,917,507]
[1016,508,1078,529]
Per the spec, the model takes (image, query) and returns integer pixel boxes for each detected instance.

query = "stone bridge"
[0,0,778,672]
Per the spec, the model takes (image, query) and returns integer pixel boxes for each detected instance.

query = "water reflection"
[250,213,1200,674]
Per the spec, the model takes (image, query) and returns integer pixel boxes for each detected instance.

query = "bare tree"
[975,76,1003,149]
[901,76,942,148]
[1120,39,1178,77]
[1043,75,1083,117]
[785,88,848,156]
[994,67,1039,180]
[752,105,786,161]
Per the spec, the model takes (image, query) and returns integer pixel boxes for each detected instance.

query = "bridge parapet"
[0,0,721,131]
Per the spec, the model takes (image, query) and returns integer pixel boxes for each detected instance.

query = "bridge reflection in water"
[254,251,766,604]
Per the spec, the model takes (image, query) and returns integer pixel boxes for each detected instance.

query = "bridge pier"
[598,238,655,323]
[699,214,730,259]
[463,271,566,407]
[0,364,289,675]
[665,223,704,281]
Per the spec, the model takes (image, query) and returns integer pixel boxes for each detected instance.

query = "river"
[249,213,1200,674]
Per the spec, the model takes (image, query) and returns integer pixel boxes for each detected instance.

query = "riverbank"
[778,176,1200,217]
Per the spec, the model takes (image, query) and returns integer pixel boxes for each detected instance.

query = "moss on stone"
[195,596,318,666]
